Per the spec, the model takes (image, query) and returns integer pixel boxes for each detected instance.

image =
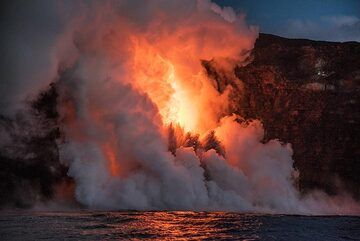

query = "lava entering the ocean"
[49,0,359,214]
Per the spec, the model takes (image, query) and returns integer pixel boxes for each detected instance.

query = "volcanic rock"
[208,33,360,199]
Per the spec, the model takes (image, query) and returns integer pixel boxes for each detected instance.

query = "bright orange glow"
[129,36,229,135]
[130,39,195,132]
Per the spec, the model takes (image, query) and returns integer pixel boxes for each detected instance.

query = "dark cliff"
[208,33,360,198]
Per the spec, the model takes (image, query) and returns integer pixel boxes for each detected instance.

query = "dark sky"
[214,0,360,41]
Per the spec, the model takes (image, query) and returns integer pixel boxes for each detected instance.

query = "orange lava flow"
[102,144,121,176]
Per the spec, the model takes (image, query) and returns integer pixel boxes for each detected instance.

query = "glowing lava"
[130,39,198,133]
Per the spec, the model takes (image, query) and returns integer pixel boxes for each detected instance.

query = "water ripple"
[0,211,359,240]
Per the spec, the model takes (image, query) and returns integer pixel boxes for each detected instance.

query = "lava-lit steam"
[115,0,257,134]
[12,0,358,213]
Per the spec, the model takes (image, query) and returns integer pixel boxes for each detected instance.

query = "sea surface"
[0,211,359,240]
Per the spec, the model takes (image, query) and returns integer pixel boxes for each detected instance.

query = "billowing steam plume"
[1,0,359,214]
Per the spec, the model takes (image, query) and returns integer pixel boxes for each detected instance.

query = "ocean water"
[0,211,359,240]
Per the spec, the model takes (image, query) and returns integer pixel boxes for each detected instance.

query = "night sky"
[215,0,360,41]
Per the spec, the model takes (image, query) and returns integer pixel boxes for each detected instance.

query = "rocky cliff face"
[208,33,360,198]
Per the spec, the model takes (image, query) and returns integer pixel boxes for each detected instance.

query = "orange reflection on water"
[106,211,262,240]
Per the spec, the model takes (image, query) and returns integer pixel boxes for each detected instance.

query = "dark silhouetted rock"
[0,84,71,208]
[207,33,360,199]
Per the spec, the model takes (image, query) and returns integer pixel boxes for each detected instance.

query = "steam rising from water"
[2,0,360,214]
